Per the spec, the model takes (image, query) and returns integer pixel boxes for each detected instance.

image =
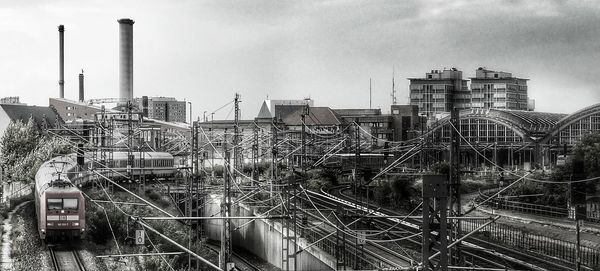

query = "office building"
[137,96,187,123]
[470,67,529,110]
[408,68,470,118]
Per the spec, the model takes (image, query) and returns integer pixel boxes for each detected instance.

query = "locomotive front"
[41,186,86,240]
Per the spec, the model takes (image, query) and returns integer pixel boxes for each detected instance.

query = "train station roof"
[436,104,600,143]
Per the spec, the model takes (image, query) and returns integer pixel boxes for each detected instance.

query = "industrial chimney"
[58,25,65,98]
[118,18,134,103]
[79,70,84,102]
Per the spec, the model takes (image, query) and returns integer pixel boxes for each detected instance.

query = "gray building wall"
[471,68,529,111]
[409,68,470,118]
[49,98,104,121]
[137,97,187,123]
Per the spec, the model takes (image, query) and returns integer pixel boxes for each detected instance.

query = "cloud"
[0,0,598,117]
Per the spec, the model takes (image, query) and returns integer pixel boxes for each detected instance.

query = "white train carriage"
[87,151,176,180]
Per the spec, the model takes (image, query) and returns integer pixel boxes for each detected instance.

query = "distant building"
[408,68,470,118]
[470,67,529,110]
[50,98,111,121]
[257,99,314,119]
[0,97,24,105]
[0,104,62,137]
[136,96,187,123]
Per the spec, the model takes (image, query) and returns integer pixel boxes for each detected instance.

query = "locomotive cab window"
[47,199,62,210]
[63,199,78,210]
[47,198,79,210]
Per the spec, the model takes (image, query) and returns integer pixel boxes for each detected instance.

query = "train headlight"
[72,222,80,227]
[47,222,54,226]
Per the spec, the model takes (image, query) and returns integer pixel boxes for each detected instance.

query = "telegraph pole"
[252,123,259,183]
[422,175,449,271]
[271,118,278,199]
[354,119,364,269]
[571,158,586,271]
[449,81,462,265]
[220,129,232,271]
[233,93,241,184]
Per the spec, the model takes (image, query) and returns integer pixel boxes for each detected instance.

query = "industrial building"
[0,104,62,137]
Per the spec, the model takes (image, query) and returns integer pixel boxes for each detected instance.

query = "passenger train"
[35,151,176,240]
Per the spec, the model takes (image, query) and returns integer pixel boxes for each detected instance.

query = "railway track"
[205,242,262,271]
[48,246,86,271]
[318,184,587,271]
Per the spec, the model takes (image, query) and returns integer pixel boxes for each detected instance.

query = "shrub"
[86,207,127,244]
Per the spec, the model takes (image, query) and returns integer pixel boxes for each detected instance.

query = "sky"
[1,0,600,120]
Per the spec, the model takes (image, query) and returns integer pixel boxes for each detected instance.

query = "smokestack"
[58,25,64,98]
[118,18,134,103]
[79,70,84,102]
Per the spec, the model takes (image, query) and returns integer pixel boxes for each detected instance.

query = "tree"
[0,118,72,184]
[0,118,39,171]
[572,132,600,178]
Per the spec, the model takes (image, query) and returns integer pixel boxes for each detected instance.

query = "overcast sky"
[1,0,599,120]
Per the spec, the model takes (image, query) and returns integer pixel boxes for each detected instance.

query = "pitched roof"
[1,104,63,130]
[275,105,341,126]
[257,101,272,119]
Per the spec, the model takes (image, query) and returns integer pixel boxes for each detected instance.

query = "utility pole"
[220,129,233,271]
[391,66,397,105]
[233,93,241,184]
[369,78,372,109]
[449,87,462,265]
[126,101,134,189]
[252,123,259,183]
[571,158,586,271]
[211,113,215,180]
[354,119,364,269]
[422,175,448,271]
[271,118,278,200]
[301,104,308,170]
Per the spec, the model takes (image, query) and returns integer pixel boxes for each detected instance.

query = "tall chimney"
[79,70,84,102]
[58,25,65,98]
[118,18,134,103]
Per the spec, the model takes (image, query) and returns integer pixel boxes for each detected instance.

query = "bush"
[145,189,162,201]
[86,207,127,244]
[212,165,224,177]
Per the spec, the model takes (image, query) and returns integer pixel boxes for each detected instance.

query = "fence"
[1,181,32,206]
[481,194,569,218]
[462,218,600,268]
[302,226,379,270]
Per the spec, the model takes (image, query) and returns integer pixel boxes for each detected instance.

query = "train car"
[35,155,86,240]
[90,151,176,180]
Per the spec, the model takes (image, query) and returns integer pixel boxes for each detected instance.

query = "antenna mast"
[391,66,397,105]
[369,78,372,109]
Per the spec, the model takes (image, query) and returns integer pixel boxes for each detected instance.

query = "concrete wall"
[204,196,336,271]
